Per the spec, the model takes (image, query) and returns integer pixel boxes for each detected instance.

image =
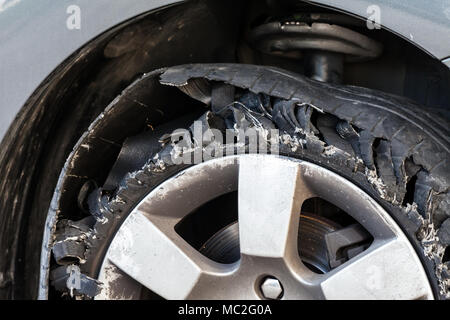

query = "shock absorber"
[248,13,383,84]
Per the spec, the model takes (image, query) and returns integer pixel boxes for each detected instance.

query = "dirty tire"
[51,64,450,299]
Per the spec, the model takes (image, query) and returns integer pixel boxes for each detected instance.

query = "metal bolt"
[260,277,283,300]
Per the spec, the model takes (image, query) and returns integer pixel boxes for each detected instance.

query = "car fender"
[308,0,450,60]
[0,0,182,140]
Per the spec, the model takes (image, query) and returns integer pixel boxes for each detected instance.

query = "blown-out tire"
[46,64,449,299]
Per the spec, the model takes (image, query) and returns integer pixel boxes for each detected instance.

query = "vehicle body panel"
[0,0,182,140]
[0,0,449,142]
[308,0,450,59]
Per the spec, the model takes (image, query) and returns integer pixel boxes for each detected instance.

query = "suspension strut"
[249,13,383,84]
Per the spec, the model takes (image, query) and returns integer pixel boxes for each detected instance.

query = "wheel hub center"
[260,277,284,300]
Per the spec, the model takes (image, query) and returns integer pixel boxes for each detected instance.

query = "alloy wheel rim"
[96,154,433,300]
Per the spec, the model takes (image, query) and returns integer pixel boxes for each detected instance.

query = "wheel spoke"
[238,155,312,259]
[96,260,142,300]
[96,155,433,301]
[106,211,231,299]
[319,238,433,300]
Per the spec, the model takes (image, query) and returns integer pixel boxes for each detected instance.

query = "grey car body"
[0,0,449,143]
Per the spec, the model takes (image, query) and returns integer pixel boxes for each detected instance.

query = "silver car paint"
[308,0,450,59]
[0,0,449,143]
